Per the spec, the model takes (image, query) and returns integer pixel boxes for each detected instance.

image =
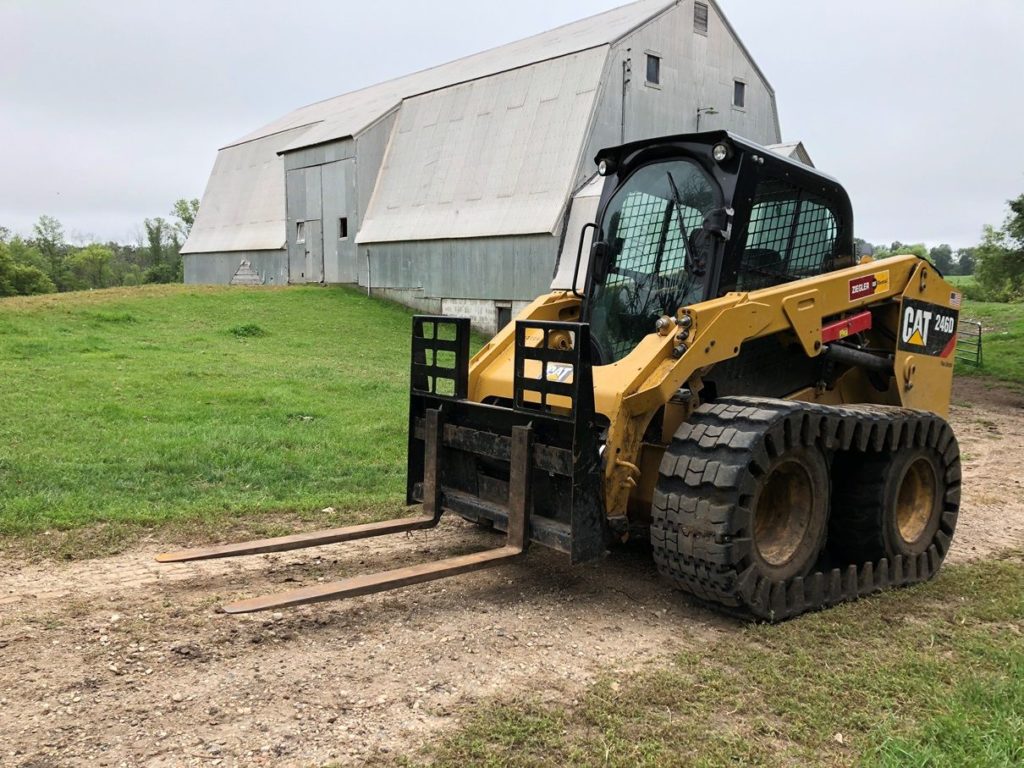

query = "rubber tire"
[830,448,945,562]
[651,399,831,607]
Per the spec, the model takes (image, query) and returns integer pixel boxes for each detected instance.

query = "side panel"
[364,234,559,301]
[183,250,289,285]
[894,265,961,416]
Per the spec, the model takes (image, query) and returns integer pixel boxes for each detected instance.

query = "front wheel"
[650,399,830,606]
[750,447,830,582]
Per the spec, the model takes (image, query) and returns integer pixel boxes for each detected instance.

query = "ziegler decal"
[898,299,959,358]
[849,270,891,302]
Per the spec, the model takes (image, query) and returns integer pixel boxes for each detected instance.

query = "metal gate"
[955,320,983,367]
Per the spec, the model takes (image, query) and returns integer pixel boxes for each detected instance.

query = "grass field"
[422,555,1023,767]
[959,298,1024,386]
[3,285,1022,766]
[946,275,976,289]
[0,284,1020,547]
[0,285,429,550]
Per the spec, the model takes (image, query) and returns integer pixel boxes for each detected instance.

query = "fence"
[955,320,983,367]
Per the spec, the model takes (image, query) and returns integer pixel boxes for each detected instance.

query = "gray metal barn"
[183,0,790,333]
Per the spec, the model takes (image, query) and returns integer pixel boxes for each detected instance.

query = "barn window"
[646,54,661,86]
[296,221,306,244]
[694,2,709,35]
[338,217,349,239]
[733,80,746,108]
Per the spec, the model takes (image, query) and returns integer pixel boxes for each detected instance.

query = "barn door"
[304,219,324,283]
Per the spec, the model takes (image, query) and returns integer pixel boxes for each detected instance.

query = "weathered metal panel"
[320,159,358,283]
[363,235,558,301]
[606,1,781,148]
[354,112,398,226]
[356,48,608,244]
[183,250,288,285]
[573,0,783,205]
[304,219,324,283]
[285,166,324,283]
[282,139,355,172]
[285,169,306,281]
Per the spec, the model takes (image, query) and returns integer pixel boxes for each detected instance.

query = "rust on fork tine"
[222,546,524,614]
[154,515,437,563]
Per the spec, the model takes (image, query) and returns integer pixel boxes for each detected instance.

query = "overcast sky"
[2,0,1022,249]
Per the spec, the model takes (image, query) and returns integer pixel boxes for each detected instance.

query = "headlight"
[712,143,731,163]
[598,158,615,176]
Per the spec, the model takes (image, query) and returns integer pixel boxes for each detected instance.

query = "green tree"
[5,236,48,272]
[0,242,56,297]
[143,217,177,283]
[974,195,1024,301]
[928,244,954,274]
[954,247,976,276]
[873,242,929,261]
[67,244,116,290]
[32,214,68,287]
[170,198,200,243]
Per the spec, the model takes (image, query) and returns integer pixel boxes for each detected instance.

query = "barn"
[182,0,786,333]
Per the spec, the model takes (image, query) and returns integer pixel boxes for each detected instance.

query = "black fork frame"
[407,316,607,564]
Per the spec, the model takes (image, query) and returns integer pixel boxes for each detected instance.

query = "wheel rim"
[896,457,938,546]
[754,460,814,567]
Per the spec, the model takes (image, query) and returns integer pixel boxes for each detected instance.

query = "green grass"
[418,556,1024,768]
[946,275,976,289]
[959,298,1024,385]
[0,285,437,550]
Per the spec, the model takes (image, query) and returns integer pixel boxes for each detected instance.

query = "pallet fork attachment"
[156,409,535,614]
[157,315,604,614]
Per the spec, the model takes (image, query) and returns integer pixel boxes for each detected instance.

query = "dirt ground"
[2,380,1023,768]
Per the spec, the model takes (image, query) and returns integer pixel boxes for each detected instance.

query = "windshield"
[589,159,721,364]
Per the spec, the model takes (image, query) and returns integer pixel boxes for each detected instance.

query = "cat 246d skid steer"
[160,132,962,621]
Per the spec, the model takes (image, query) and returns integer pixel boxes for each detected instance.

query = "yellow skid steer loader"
[160,132,961,621]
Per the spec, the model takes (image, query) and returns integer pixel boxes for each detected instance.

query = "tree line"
[4,193,1023,303]
[860,194,1023,303]
[859,241,977,277]
[0,199,198,297]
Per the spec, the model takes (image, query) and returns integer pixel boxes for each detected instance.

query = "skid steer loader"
[160,132,961,621]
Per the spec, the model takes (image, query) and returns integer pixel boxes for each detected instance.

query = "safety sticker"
[950,291,962,309]
[546,363,575,383]
[849,270,890,302]
[898,299,959,358]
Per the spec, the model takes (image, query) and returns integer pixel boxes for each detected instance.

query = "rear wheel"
[830,448,945,561]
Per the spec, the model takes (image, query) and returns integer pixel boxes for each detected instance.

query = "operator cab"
[582,132,855,367]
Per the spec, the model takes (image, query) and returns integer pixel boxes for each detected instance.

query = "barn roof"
[355,47,607,244]
[184,0,679,255]
[229,0,677,152]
